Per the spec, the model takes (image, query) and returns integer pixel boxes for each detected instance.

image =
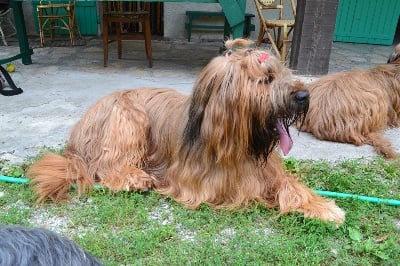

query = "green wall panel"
[75,2,98,35]
[334,0,400,45]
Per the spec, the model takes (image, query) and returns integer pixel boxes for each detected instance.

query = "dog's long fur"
[298,44,400,158]
[0,226,102,265]
[28,39,345,223]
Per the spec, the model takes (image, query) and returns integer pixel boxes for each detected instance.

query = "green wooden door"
[32,1,99,35]
[75,1,98,35]
[334,0,400,45]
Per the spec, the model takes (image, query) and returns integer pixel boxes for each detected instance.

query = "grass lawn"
[0,156,399,265]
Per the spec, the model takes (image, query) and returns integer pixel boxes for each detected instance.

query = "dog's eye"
[245,48,254,55]
[262,75,274,84]
[224,49,232,56]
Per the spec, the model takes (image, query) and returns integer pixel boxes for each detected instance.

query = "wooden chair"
[0,0,16,46]
[36,0,81,47]
[102,1,153,67]
[253,0,296,61]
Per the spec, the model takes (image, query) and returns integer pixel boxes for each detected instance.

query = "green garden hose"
[1,175,399,206]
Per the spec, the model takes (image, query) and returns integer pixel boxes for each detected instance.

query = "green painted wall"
[334,0,400,45]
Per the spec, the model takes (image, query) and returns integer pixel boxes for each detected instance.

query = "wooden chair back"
[102,1,153,67]
[254,0,296,61]
[36,0,81,46]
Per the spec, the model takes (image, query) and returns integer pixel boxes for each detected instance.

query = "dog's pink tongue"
[277,120,293,156]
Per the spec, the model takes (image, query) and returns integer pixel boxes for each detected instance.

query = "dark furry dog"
[298,44,400,158]
[28,39,345,223]
[0,226,102,266]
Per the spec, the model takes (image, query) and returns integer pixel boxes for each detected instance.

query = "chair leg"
[68,24,75,46]
[277,27,282,50]
[281,24,288,61]
[37,9,45,47]
[187,17,192,42]
[265,29,281,60]
[0,26,7,45]
[117,22,122,59]
[256,26,265,47]
[8,17,16,34]
[71,6,81,41]
[49,19,56,42]
[103,20,109,67]
[67,11,75,45]
[143,19,153,68]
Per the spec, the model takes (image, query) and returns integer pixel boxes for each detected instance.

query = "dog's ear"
[387,43,400,64]
[183,80,214,148]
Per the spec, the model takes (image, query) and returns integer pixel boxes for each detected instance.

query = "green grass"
[1,157,399,265]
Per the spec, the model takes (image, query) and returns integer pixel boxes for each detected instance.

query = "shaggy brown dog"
[298,44,400,158]
[28,39,345,223]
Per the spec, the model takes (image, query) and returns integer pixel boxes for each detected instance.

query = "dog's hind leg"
[366,132,397,159]
[66,92,155,194]
[29,92,155,202]
[86,99,155,193]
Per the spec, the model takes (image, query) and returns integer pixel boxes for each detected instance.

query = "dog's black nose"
[295,90,309,102]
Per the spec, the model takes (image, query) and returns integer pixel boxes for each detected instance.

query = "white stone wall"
[22,2,37,36]
[164,1,262,41]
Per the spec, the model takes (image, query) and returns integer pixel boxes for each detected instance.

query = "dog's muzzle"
[295,89,309,102]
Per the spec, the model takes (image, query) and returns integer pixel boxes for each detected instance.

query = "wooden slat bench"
[185,11,255,42]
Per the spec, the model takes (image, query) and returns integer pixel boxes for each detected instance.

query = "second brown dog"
[298,44,400,158]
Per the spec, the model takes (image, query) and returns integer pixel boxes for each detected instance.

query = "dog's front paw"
[302,200,346,224]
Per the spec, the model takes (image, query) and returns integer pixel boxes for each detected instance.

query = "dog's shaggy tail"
[27,152,94,203]
[366,132,398,159]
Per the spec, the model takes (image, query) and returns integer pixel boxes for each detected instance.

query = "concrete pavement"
[0,37,398,164]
